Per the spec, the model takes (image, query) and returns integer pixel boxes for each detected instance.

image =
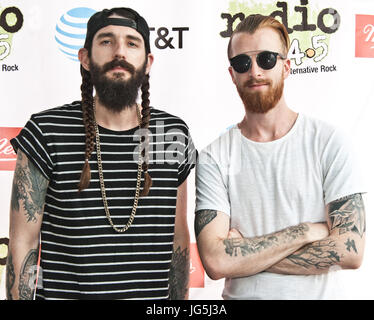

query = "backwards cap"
[84,7,151,53]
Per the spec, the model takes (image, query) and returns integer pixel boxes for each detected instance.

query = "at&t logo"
[55,7,96,62]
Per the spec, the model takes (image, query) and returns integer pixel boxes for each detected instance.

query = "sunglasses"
[229,50,286,73]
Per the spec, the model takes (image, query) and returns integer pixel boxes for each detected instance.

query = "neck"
[94,96,141,131]
[239,96,298,142]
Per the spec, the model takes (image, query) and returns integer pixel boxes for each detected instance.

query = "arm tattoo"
[328,193,366,238]
[224,235,278,257]
[18,249,38,300]
[195,209,217,237]
[6,252,15,300]
[224,224,309,257]
[169,246,189,300]
[286,239,341,269]
[345,238,358,254]
[11,152,48,223]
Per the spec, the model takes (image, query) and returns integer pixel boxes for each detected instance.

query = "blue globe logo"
[55,7,96,61]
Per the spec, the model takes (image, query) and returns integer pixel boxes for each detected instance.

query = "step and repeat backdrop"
[1,0,374,299]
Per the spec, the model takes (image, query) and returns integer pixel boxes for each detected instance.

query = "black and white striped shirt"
[11,101,196,300]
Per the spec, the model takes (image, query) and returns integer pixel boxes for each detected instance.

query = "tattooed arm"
[169,180,190,300]
[195,210,328,280]
[266,193,366,275]
[6,150,49,300]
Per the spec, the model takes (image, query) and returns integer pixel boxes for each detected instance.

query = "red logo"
[0,127,21,171]
[355,15,374,58]
[189,243,205,288]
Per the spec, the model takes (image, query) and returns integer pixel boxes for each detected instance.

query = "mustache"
[101,59,136,75]
[244,79,271,87]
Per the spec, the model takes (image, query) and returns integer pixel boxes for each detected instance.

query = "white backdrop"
[1,0,374,300]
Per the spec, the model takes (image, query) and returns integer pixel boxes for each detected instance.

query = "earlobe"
[78,48,90,72]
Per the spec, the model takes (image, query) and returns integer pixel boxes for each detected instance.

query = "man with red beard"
[7,7,196,300]
[195,14,366,299]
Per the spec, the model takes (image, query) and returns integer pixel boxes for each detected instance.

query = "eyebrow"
[126,34,142,43]
[95,32,142,43]
[96,32,115,40]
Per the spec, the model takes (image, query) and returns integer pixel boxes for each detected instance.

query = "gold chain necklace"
[94,103,143,233]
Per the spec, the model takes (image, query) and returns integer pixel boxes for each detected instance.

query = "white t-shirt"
[195,113,365,300]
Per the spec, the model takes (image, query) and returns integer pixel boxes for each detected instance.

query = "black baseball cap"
[84,7,151,53]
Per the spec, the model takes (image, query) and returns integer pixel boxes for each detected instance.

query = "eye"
[100,39,111,46]
[128,41,138,48]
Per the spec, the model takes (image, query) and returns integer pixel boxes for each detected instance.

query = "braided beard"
[90,58,147,113]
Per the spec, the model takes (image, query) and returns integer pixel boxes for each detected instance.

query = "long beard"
[237,76,284,114]
[90,58,147,113]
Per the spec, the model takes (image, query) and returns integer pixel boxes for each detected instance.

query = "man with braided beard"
[6,7,196,300]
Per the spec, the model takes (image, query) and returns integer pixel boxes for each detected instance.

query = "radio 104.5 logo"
[221,0,340,75]
[0,6,23,61]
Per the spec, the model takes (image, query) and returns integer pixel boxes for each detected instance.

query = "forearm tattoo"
[286,239,341,269]
[345,238,358,254]
[6,252,15,300]
[18,249,38,300]
[6,249,38,300]
[224,224,309,257]
[328,193,365,238]
[11,152,48,223]
[224,235,277,257]
[195,209,217,237]
[169,246,189,300]
[283,194,365,270]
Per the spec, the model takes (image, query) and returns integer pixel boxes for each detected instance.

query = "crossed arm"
[267,193,365,275]
[195,193,365,280]
[6,150,49,300]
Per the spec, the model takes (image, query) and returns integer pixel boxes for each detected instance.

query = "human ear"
[145,53,154,75]
[283,58,291,79]
[228,66,237,85]
[78,48,90,72]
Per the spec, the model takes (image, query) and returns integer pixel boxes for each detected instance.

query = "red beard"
[237,76,284,114]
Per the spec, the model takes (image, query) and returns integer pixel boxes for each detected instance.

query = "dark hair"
[78,8,152,196]
[84,7,151,55]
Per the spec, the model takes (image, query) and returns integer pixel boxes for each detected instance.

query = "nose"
[248,58,263,78]
[113,41,127,60]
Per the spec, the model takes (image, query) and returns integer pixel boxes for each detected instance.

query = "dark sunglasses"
[229,50,286,73]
